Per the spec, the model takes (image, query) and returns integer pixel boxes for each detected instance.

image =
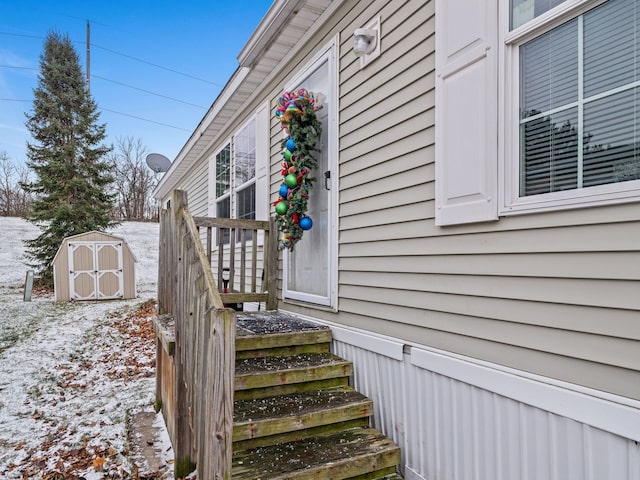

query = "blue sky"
[0,0,273,166]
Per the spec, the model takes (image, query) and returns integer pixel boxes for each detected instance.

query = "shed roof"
[51,230,138,266]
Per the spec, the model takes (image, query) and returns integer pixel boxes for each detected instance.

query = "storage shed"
[52,231,137,302]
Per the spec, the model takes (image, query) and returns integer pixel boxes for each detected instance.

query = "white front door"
[283,41,337,307]
[68,241,124,300]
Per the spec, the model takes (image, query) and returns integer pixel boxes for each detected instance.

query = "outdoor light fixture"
[353,16,381,68]
[353,28,377,56]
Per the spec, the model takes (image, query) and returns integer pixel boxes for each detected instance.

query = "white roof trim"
[238,0,305,68]
[153,0,339,201]
[153,66,250,199]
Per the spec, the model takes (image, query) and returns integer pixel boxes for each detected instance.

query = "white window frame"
[213,140,232,226]
[499,0,640,215]
[209,116,258,243]
[233,116,258,223]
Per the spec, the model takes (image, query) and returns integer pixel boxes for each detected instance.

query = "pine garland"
[273,89,322,250]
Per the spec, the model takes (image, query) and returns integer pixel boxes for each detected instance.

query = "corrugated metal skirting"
[331,341,640,480]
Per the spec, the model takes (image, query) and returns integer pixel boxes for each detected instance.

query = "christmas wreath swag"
[273,89,322,250]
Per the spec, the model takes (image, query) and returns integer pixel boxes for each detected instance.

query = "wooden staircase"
[231,311,402,479]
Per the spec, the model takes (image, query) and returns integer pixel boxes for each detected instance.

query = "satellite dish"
[146,153,171,173]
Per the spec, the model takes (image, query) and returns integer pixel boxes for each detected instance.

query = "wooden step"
[235,353,353,392]
[235,338,331,359]
[236,312,332,358]
[233,418,371,452]
[236,328,333,350]
[233,386,373,443]
[232,427,401,480]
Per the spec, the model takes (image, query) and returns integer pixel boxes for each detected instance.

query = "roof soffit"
[154,0,335,200]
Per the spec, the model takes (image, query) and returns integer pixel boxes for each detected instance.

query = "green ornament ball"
[285,174,298,188]
[275,201,288,215]
[283,150,292,162]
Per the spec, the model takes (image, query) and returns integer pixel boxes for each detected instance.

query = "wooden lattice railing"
[193,215,278,312]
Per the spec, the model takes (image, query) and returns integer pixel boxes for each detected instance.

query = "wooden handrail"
[158,190,235,479]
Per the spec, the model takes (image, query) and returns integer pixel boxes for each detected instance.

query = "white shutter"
[255,101,270,222]
[435,0,498,225]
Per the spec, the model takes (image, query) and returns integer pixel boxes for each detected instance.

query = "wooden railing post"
[157,208,173,315]
[171,190,195,478]
[199,308,235,479]
[266,218,279,311]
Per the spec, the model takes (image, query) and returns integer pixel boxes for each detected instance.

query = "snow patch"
[0,217,168,479]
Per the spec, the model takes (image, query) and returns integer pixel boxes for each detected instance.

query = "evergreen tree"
[23,31,117,285]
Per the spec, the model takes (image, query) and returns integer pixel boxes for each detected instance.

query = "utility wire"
[0,97,192,132]
[0,64,36,70]
[0,32,210,131]
[91,74,206,109]
[100,108,192,132]
[0,31,223,87]
[89,43,223,87]
[0,65,207,109]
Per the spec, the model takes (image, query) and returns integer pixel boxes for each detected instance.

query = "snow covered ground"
[0,217,170,478]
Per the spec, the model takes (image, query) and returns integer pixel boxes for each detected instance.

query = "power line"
[0,31,224,87]
[0,31,40,40]
[90,43,223,87]
[91,74,206,109]
[0,65,207,109]
[0,98,193,132]
[0,64,37,71]
[100,108,192,132]
[0,31,208,132]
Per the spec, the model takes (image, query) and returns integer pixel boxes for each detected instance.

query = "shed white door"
[68,241,124,300]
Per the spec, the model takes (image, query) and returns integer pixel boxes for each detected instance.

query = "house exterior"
[153,1,640,478]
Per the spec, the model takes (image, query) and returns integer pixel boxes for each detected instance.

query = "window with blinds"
[519,0,640,197]
[511,0,565,29]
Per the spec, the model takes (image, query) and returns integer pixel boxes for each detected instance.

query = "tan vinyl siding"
[178,159,209,216]
[268,0,640,400]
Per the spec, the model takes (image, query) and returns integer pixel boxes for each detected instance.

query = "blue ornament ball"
[299,216,313,230]
[279,184,289,198]
[286,138,296,152]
